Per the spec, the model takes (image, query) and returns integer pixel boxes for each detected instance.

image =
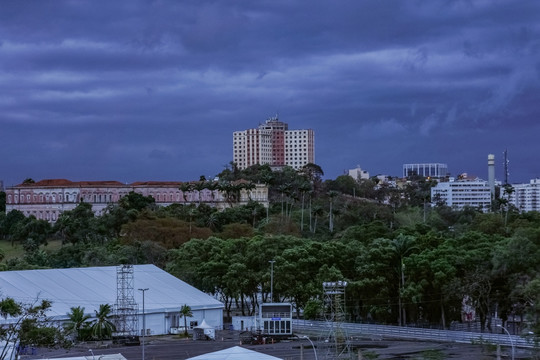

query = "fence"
[293,319,536,349]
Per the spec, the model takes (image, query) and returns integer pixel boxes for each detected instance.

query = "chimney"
[488,154,495,200]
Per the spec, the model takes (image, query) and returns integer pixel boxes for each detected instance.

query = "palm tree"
[179,183,193,203]
[91,304,115,340]
[243,182,256,201]
[179,304,193,337]
[65,306,91,341]
[298,182,312,231]
[311,205,323,233]
[391,234,418,326]
[206,181,218,206]
[194,181,206,205]
[327,190,339,233]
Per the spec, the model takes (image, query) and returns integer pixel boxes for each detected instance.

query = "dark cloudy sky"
[1,1,539,187]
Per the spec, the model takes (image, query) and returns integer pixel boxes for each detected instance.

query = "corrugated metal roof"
[0,265,223,319]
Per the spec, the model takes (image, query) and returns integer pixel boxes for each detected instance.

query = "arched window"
[7,195,12,203]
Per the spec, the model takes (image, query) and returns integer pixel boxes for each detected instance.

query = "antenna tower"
[503,149,509,185]
[321,281,352,359]
[113,264,138,338]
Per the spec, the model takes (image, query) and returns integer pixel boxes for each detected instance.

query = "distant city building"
[348,166,370,181]
[403,163,448,178]
[233,115,315,170]
[508,179,540,212]
[431,178,492,212]
[5,178,268,222]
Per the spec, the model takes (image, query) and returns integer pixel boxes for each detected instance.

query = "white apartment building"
[508,179,540,212]
[233,116,314,170]
[431,179,492,212]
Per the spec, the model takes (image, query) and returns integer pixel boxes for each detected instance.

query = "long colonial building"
[5,179,268,222]
[233,115,315,170]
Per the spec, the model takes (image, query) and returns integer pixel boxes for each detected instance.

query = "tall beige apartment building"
[233,116,315,170]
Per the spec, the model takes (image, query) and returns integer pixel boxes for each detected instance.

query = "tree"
[118,191,156,212]
[0,192,5,213]
[65,306,91,341]
[54,201,95,244]
[90,304,115,340]
[0,297,66,360]
[179,304,193,337]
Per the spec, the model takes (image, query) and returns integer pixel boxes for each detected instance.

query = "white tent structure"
[0,265,223,335]
[193,319,215,340]
[186,346,283,360]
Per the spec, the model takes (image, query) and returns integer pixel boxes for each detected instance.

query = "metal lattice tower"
[320,281,352,359]
[113,264,138,337]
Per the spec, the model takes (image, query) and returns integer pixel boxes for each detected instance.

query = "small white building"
[0,265,224,336]
[348,166,369,181]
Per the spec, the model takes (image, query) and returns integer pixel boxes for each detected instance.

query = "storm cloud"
[1,0,539,186]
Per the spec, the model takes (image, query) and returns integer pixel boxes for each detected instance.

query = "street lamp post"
[138,288,149,360]
[497,324,514,360]
[269,260,275,302]
[302,336,318,360]
[88,349,95,360]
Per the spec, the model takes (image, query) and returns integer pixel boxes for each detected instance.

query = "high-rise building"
[233,116,315,170]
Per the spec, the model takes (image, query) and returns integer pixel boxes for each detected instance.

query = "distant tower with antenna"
[503,149,509,185]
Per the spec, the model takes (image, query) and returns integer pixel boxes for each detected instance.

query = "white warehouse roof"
[0,264,223,319]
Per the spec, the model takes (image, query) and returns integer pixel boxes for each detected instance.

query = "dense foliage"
[0,164,539,338]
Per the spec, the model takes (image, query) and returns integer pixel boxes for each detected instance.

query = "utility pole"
[138,288,149,360]
[269,260,275,302]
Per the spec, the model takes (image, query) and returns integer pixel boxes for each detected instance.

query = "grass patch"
[413,349,445,360]
[360,350,379,359]
[0,239,64,260]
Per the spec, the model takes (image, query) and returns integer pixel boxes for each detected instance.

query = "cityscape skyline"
[1,1,540,187]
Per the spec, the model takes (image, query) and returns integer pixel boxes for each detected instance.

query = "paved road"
[23,330,537,360]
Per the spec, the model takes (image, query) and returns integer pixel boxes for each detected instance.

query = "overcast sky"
[1,0,539,187]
